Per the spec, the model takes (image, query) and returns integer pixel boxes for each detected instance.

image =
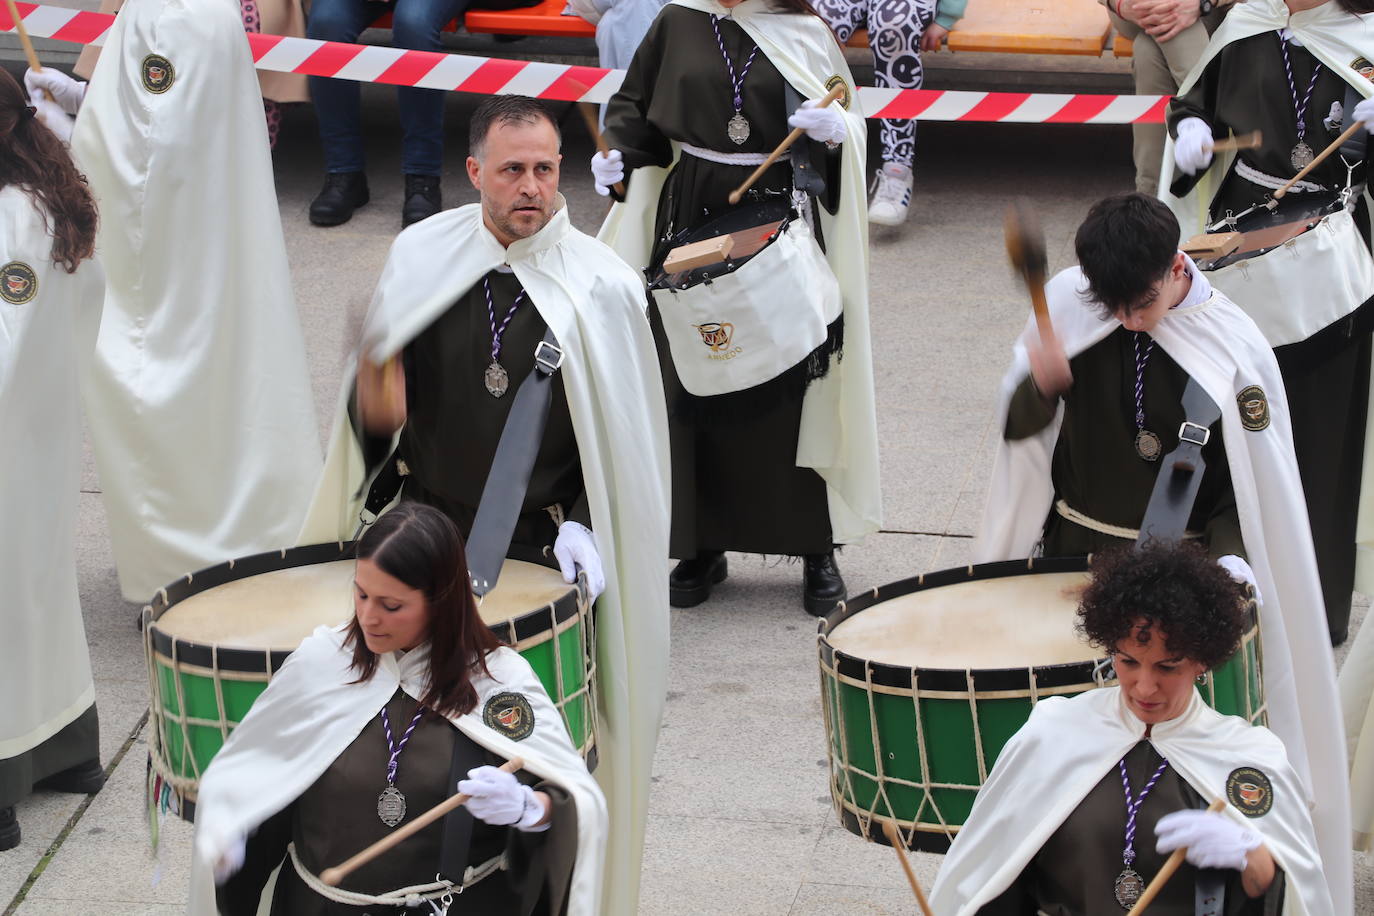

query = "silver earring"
[1196,671,1209,684]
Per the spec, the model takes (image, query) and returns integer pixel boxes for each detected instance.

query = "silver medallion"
[1134,429,1162,462]
[727,112,751,145]
[1114,867,1145,909]
[1290,140,1315,170]
[377,784,407,827]
[484,360,509,398]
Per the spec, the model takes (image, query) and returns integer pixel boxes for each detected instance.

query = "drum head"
[827,571,1097,670]
[478,559,575,626]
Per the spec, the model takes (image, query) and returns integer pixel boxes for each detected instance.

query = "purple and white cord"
[484,277,527,363]
[381,705,427,785]
[1280,34,1324,141]
[709,14,760,113]
[1132,332,1154,430]
[1120,755,1170,866]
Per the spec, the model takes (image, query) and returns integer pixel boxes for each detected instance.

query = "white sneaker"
[868,161,913,226]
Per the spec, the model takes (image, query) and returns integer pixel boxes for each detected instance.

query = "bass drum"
[817,557,1264,851]
[143,542,595,819]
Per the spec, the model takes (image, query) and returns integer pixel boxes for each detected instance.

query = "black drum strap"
[437,730,487,884]
[1137,378,1222,547]
[784,83,827,200]
[1195,869,1227,916]
[466,327,563,596]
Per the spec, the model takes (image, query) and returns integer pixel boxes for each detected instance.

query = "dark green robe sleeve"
[1005,374,1058,441]
[214,804,294,916]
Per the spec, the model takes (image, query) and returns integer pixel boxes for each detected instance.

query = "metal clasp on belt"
[534,340,564,375]
[1178,421,1210,447]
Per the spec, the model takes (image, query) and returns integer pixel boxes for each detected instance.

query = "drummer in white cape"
[973,192,1352,912]
[930,541,1331,915]
[191,503,607,914]
[23,0,322,604]
[298,94,669,916]
[0,70,106,851]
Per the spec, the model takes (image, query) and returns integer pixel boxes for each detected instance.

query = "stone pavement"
[2,77,1372,914]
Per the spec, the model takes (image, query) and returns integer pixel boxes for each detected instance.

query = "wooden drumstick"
[577,102,625,198]
[881,821,935,916]
[1205,130,1262,154]
[319,757,525,887]
[1125,797,1228,915]
[1004,198,1055,347]
[727,83,846,206]
[3,0,54,101]
[1274,121,1364,199]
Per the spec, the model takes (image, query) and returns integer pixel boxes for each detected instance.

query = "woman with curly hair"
[0,67,105,851]
[932,541,1335,915]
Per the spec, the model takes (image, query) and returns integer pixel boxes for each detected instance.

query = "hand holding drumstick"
[1005,199,1071,401]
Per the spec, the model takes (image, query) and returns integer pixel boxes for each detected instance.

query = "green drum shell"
[817,556,1265,853]
[144,542,596,821]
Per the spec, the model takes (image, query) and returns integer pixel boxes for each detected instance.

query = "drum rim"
[146,542,583,674]
[816,556,1106,693]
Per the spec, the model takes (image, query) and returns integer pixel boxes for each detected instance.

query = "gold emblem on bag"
[695,322,734,351]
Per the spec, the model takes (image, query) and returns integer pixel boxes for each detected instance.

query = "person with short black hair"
[973,192,1352,907]
[932,541,1333,914]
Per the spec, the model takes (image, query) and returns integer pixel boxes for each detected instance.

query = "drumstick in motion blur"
[3,0,54,101]
[1126,797,1228,915]
[1204,130,1262,154]
[578,102,625,198]
[320,757,525,887]
[1004,199,1055,349]
[1274,121,1364,198]
[728,82,846,206]
[881,821,935,916]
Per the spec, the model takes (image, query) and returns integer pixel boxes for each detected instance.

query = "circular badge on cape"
[1353,56,1374,80]
[483,691,535,741]
[141,54,175,94]
[1236,386,1270,432]
[825,74,852,111]
[1226,766,1274,818]
[0,261,37,305]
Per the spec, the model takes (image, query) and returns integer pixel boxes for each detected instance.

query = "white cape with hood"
[0,187,103,763]
[596,0,881,545]
[71,0,321,602]
[971,266,1352,913]
[298,200,671,916]
[188,627,608,913]
[930,687,1333,916]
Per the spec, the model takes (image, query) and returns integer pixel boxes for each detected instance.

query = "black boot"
[401,174,442,227]
[803,551,846,617]
[669,551,727,608]
[309,171,370,227]
[0,806,18,851]
[35,758,105,795]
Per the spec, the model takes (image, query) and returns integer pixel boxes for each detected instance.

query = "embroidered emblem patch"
[141,55,175,94]
[483,691,534,741]
[1226,767,1274,818]
[1353,56,1374,80]
[0,261,37,305]
[824,74,852,111]
[694,321,734,352]
[1237,386,1270,431]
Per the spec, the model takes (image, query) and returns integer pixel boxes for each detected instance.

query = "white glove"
[211,832,247,884]
[1217,554,1262,606]
[554,520,605,600]
[29,96,75,144]
[24,67,85,116]
[1352,97,1374,133]
[1155,809,1262,872]
[1174,117,1214,175]
[458,766,549,832]
[590,149,624,197]
[787,98,846,145]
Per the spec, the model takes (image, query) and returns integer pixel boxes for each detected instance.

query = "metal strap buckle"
[534,340,564,375]
[1178,421,1210,447]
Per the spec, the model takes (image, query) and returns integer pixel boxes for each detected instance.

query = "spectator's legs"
[390,0,472,178]
[865,0,935,225]
[306,0,375,174]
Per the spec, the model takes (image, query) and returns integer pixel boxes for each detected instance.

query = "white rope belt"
[287,843,507,907]
[680,143,769,166]
[1054,500,1203,541]
[1235,159,1326,194]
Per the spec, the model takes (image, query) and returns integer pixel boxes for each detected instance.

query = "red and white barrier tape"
[2,1,1167,123]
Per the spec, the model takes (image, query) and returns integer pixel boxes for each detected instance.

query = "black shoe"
[34,758,105,795]
[309,171,370,227]
[803,551,846,617]
[669,552,727,608]
[401,174,442,227]
[0,807,18,851]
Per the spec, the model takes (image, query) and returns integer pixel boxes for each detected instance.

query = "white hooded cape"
[595,0,882,545]
[188,627,608,913]
[0,187,103,762]
[71,0,321,602]
[971,266,1352,913]
[298,200,671,916]
[929,687,1333,916]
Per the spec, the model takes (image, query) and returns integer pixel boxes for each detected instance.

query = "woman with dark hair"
[0,67,105,852]
[931,541,1334,914]
[594,0,881,617]
[189,502,606,914]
